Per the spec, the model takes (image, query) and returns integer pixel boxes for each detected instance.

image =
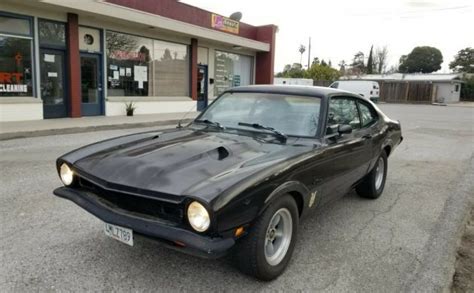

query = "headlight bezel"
[186,200,211,233]
[59,162,75,186]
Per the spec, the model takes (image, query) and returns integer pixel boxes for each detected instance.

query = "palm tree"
[298,45,306,66]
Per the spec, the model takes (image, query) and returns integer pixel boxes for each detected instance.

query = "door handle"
[362,134,372,139]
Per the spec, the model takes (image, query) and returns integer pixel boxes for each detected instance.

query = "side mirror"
[338,124,352,135]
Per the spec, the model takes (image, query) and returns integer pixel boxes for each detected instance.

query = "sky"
[181,0,473,73]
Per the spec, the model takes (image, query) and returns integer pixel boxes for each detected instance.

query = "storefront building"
[0,0,276,121]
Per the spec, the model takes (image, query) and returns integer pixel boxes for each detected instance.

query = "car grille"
[78,177,185,224]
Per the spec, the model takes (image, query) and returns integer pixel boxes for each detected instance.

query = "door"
[80,53,103,116]
[197,65,208,111]
[319,97,373,203]
[40,50,67,118]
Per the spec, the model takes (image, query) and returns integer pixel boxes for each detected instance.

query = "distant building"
[341,73,463,103]
[0,0,277,121]
[274,78,314,86]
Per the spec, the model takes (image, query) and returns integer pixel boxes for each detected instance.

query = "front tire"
[356,151,388,199]
[234,194,299,281]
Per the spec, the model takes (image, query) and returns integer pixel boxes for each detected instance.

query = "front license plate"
[104,223,133,246]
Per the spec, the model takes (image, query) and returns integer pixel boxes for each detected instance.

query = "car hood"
[63,128,313,203]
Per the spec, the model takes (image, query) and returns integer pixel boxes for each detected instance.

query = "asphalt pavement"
[0,104,473,292]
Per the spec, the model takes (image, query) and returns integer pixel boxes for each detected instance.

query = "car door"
[317,96,373,203]
[356,99,382,173]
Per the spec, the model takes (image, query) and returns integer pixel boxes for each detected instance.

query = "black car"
[54,85,402,280]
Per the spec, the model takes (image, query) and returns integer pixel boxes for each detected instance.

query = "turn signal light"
[234,226,245,237]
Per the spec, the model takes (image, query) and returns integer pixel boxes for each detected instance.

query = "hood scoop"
[209,146,230,161]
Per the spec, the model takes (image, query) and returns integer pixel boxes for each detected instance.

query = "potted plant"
[125,102,136,116]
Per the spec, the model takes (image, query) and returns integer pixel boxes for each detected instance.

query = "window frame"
[0,11,35,98]
[355,99,379,128]
[0,11,33,37]
[105,29,190,97]
[325,95,362,135]
[38,18,67,50]
[213,49,255,96]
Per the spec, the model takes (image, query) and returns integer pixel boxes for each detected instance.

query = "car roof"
[226,85,348,97]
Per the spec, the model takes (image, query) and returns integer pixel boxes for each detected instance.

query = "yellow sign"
[211,14,239,34]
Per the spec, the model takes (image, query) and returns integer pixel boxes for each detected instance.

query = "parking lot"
[1,104,473,292]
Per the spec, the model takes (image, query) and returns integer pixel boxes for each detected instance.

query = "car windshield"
[197,92,321,137]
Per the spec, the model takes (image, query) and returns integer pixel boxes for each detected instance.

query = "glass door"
[197,64,208,111]
[80,53,103,116]
[40,49,67,118]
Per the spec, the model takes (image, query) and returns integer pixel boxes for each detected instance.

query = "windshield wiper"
[238,122,287,142]
[194,119,225,130]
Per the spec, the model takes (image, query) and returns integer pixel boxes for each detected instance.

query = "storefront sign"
[211,14,239,34]
[0,84,28,93]
[0,72,28,93]
[109,51,147,61]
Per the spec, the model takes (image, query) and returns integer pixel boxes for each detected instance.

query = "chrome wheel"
[375,157,385,190]
[264,208,293,266]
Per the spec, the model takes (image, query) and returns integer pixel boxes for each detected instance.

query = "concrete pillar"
[191,38,198,100]
[67,13,81,117]
[255,25,277,85]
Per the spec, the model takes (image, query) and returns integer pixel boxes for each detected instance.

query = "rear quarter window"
[357,101,378,127]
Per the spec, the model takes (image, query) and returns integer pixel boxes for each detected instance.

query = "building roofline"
[37,0,271,51]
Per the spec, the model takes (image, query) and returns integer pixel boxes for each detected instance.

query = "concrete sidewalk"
[0,112,198,140]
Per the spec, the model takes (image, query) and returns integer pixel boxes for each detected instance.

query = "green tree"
[399,46,443,73]
[320,59,328,67]
[298,45,306,66]
[461,75,474,101]
[449,47,474,73]
[275,63,305,78]
[351,51,365,73]
[304,63,341,81]
[375,46,388,73]
[312,57,320,66]
[367,45,374,74]
[338,60,347,73]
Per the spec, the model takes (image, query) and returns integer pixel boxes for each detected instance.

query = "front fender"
[262,180,311,216]
[214,180,311,234]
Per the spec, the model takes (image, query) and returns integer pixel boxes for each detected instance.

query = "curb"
[0,118,193,141]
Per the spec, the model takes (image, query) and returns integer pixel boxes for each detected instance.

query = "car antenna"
[177,103,198,128]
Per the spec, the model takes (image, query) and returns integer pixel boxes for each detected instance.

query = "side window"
[328,98,361,130]
[358,101,378,127]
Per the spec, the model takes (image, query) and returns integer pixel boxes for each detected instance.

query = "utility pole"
[307,37,311,69]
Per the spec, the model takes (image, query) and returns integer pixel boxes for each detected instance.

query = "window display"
[214,51,253,96]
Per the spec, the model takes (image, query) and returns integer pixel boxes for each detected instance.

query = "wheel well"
[384,145,391,157]
[288,191,304,217]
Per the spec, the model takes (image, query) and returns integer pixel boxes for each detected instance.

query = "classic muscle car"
[54,85,402,280]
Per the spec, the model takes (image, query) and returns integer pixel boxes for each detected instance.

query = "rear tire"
[234,194,298,281]
[356,151,388,199]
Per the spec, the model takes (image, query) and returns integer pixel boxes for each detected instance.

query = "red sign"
[0,72,27,93]
[0,72,23,83]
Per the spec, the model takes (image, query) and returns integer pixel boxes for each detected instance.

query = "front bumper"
[53,187,235,259]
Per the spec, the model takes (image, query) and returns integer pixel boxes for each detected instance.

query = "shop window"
[0,15,31,36]
[214,50,253,96]
[106,31,189,97]
[39,20,65,47]
[0,36,33,97]
[151,40,189,96]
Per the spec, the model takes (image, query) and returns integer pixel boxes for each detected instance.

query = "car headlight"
[59,163,74,186]
[187,201,210,232]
